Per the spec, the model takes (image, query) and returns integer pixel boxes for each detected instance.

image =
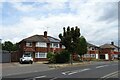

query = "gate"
[0,50,11,63]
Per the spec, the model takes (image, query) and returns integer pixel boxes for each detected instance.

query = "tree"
[2,41,18,52]
[59,26,81,64]
[77,36,87,61]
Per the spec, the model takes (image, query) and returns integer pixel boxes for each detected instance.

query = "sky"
[0,0,119,46]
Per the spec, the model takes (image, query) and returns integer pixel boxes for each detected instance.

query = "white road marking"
[24,75,46,80]
[108,73,118,78]
[35,75,46,78]
[101,71,118,78]
[68,71,78,75]
[68,68,90,75]
[50,77,58,80]
[96,65,108,69]
[62,71,71,75]
[80,68,90,72]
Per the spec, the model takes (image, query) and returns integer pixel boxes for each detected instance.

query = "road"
[2,61,119,80]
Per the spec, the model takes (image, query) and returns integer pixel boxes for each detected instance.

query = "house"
[18,31,63,62]
[99,42,120,60]
[83,43,99,60]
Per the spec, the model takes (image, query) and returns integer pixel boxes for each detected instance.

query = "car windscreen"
[23,53,31,57]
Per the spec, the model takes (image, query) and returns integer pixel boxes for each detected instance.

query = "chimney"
[111,42,114,45]
[44,31,47,38]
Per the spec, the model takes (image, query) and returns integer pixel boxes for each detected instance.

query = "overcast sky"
[0,0,119,46]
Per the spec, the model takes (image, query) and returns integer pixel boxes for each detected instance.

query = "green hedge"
[47,52,55,63]
[55,50,70,63]
[47,50,70,63]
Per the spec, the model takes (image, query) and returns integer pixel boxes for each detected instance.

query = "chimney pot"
[44,31,47,38]
[111,42,114,45]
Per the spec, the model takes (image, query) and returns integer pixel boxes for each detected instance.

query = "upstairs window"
[50,43,59,48]
[36,42,47,47]
[26,42,32,47]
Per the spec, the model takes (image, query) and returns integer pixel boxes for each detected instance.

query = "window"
[50,43,59,48]
[35,52,47,58]
[35,53,39,58]
[26,42,32,47]
[36,42,47,47]
[91,54,95,58]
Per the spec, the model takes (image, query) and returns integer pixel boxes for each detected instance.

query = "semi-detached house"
[18,31,120,62]
[18,31,64,62]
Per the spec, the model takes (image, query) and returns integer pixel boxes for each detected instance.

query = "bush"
[47,52,55,63]
[55,50,70,63]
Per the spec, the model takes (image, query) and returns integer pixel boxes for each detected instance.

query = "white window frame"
[50,43,59,48]
[35,52,47,58]
[90,54,95,58]
[36,42,47,47]
[26,42,32,47]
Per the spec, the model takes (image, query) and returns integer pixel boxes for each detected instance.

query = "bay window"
[35,52,47,58]
[50,43,59,48]
[26,42,32,47]
[36,42,47,47]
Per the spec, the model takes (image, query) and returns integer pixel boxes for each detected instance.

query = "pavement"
[1,62,50,77]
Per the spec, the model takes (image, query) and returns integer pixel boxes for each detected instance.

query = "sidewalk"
[48,61,92,69]
[2,62,50,77]
[47,60,119,69]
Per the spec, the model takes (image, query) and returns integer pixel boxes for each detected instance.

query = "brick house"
[18,31,64,62]
[83,43,99,60]
[99,42,120,60]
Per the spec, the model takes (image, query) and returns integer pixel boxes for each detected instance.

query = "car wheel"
[20,61,22,64]
[30,61,33,64]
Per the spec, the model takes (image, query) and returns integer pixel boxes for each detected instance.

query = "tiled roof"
[48,36,60,43]
[20,35,60,43]
[100,44,116,49]
[87,43,99,48]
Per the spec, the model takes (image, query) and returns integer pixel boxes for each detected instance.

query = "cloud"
[1,0,118,46]
[96,3,118,23]
[10,2,36,12]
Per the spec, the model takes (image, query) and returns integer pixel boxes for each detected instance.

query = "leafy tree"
[12,43,19,51]
[76,36,87,61]
[2,41,18,52]
[59,26,81,64]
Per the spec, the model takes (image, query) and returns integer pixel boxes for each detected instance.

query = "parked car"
[20,53,33,64]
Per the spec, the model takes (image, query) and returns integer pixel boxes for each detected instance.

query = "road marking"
[50,77,58,80]
[35,75,46,78]
[96,65,108,69]
[108,73,118,78]
[62,71,71,75]
[68,68,90,75]
[68,71,78,75]
[101,71,118,78]
[24,75,46,80]
[80,68,90,72]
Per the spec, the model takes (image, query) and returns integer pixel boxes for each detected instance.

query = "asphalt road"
[2,61,120,80]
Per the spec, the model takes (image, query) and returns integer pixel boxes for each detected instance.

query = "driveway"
[1,62,51,77]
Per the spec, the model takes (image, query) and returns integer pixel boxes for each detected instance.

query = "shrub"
[55,50,70,63]
[47,52,55,63]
